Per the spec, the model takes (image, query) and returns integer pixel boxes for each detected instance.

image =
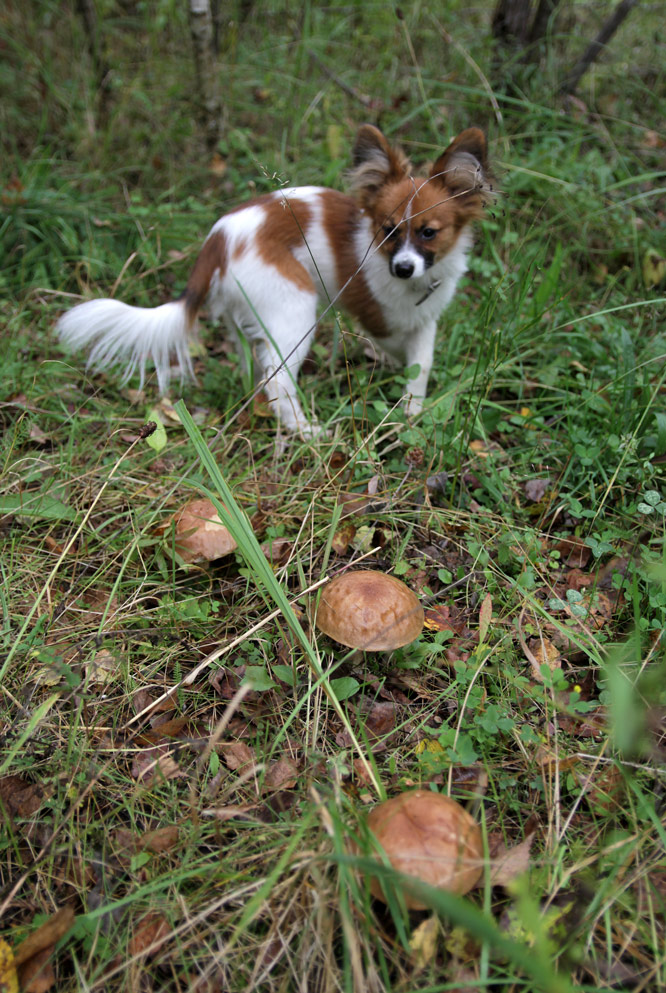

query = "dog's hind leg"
[251,294,320,436]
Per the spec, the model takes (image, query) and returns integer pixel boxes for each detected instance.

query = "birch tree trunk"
[188,0,223,151]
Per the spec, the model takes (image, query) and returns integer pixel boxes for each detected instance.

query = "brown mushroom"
[167,497,237,564]
[315,570,424,651]
[365,790,483,909]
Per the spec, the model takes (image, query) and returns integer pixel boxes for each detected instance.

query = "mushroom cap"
[315,570,424,651]
[171,498,237,563]
[366,790,483,909]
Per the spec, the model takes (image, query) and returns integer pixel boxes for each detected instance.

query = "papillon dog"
[57,125,491,435]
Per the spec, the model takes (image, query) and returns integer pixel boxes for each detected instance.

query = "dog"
[57,125,491,435]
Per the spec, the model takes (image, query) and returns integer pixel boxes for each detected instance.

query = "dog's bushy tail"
[56,228,227,393]
[56,298,193,393]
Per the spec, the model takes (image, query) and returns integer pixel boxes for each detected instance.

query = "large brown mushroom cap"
[366,790,483,909]
[315,570,424,651]
[169,498,237,564]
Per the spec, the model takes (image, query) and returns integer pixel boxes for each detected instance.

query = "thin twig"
[560,0,638,94]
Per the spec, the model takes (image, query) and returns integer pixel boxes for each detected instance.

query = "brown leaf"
[135,716,190,744]
[534,746,579,772]
[331,523,356,556]
[263,756,298,791]
[488,831,536,887]
[14,907,75,967]
[558,707,607,740]
[525,636,561,681]
[128,913,171,959]
[336,491,372,517]
[139,825,180,853]
[17,948,54,993]
[336,698,397,752]
[0,776,46,818]
[554,537,591,569]
[209,668,241,699]
[261,537,294,567]
[85,648,118,686]
[575,763,624,812]
[478,593,492,644]
[28,424,50,446]
[424,604,466,634]
[131,745,182,785]
[220,741,256,772]
[132,688,174,721]
[352,756,375,785]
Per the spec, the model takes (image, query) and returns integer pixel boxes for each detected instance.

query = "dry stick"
[560,0,639,94]
[307,49,379,109]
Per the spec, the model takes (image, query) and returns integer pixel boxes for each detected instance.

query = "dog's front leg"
[403,321,437,417]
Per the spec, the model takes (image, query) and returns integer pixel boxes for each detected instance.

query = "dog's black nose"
[393,260,415,279]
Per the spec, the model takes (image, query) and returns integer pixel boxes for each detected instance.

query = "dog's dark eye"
[383,225,398,240]
[420,227,437,240]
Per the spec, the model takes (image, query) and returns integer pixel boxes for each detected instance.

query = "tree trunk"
[492,0,533,46]
[188,0,223,152]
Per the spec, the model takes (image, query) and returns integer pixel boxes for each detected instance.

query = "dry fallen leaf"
[478,593,492,644]
[487,831,536,887]
[17,948,54,993]
[139,825,180,853]
[424,604,466,635]
[12,907,75,993]
[331,523,356,556]
[128,913,171,959]
[0,776,46,819]
[263,755,298,791]
[131,745,183,786]
[85,648,118,686]
[220,740,256,773]
[526,636,561,679]
[13,908,75,967]
[409,914,439,972]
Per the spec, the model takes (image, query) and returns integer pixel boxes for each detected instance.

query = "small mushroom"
[365,790,483,909]
[315,570,424,651]
[166,497,237,564]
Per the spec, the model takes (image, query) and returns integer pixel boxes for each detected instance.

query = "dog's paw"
[404,395,425,419]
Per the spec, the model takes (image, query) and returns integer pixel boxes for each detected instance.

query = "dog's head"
[349,125,492,280]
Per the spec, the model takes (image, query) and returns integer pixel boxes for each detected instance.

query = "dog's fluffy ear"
[348,125,410,204]
[430,129,493,205]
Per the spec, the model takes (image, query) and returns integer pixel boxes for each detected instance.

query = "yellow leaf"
[326,124,343,160]
[643,249,666,288]
[409,914,439,971]
[0,939,18,993]
[414,740,445,756]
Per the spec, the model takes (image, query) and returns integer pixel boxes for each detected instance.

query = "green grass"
[1,1,666,990]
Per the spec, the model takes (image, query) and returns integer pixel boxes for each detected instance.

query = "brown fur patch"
[183,231,228,326]
[257,198,316,293]
[232,237,248,260]
[321,191,389,339]
[370,174,476,263]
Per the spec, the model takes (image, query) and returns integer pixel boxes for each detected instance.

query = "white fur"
[57,298,192,393]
